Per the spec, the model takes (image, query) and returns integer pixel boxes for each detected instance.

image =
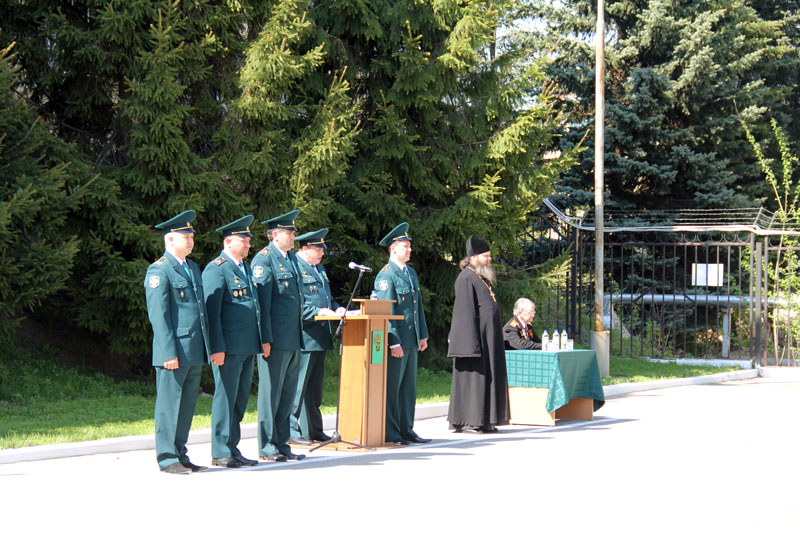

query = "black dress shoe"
[234,455,258,467]
[282,451,306,460]
[288,437,313,446]
[390,439,409,445]
[181,461,208,472]
[162,462,192,474]
[313,433,331,442]
[259,453,287,462]
[406,435,432,444]
[212,457,243,468]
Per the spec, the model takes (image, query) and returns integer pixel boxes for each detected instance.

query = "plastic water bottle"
[370,290,378,300]
[552,329,560,350]
[541,330,549,351]
[561,330,568,351]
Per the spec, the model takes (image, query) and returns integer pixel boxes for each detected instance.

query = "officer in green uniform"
[289,228,345,445]
[374,222,432,445]
[251,210,306,461]
[144,210,211,474]
[202,215,268,468]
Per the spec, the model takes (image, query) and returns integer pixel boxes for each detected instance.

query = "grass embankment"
[0,336,739,449]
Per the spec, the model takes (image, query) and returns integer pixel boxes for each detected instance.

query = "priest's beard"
[473,262,497,285]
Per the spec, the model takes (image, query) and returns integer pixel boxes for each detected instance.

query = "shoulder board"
[259,247,272,256]
[510,320,518,328]
[213,257,227,266]
[380,264,390,273]
[154,256,168,266]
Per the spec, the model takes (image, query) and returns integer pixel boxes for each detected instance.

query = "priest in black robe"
[446,235,510,433]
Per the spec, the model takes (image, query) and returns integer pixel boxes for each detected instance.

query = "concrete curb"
[0,368,763,465]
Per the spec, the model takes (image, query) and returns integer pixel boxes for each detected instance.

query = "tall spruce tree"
[302,0,578,355]
[524,0,798,210]
[0,45,96,333]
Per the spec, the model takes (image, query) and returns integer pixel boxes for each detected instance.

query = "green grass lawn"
[0,338,743,449]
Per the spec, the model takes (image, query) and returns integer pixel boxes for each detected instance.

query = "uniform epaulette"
[154,256,168,266]
[510,320,518,328]
[213,256,227,266]
[259,247,272,256]
[380,264,390,273]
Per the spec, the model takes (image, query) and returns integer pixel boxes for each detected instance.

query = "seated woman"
[503,298,541,350]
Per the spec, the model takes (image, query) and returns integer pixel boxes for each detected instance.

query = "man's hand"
[262,343,271,357]
[210,352,225,366]
[419,338,428,352]
[390,345,404,358]
[164,357,179,370]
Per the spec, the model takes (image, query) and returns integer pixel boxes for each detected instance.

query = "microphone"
[348,262,372,272]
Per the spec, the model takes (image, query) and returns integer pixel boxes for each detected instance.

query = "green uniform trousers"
[257,349,302,455]
[210,354,254,458]
[155,364,203,470]
[290,350,327,440]
[386,345,420,442]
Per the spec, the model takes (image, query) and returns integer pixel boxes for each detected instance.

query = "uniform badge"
[233,290,239,297]
[243,288,247,295]
[180,291,185,298]
[285,282,289,288]
[253,266,264,278]
[234,276,240,284]
[280,266,285,271]
[149,276,160,288]
[379,280,389,291]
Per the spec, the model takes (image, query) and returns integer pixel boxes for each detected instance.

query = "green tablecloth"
[505,350,605,413]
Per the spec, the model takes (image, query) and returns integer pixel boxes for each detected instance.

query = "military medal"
[280,266,285,271]
[234,290,239,297]
[180,290,185,298]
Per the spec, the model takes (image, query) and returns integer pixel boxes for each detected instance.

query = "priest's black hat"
[466,235,490,257]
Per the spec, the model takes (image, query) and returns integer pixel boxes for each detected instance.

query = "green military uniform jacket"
[296,258,339,351]
[374,260,428,348]
[202,253,267,355]
[145,253,210,366]
[251,242,304,350]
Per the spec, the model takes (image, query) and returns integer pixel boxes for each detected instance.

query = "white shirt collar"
[222,250,242,268]
[390,257,407,270]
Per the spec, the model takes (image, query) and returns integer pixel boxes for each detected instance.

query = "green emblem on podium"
[371,331,384,365]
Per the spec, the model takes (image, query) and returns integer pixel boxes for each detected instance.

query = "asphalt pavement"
[1,368,798,532]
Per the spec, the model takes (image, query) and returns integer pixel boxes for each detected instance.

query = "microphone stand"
[310,267,375,452]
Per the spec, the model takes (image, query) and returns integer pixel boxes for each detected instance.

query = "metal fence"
[510,206,800,366]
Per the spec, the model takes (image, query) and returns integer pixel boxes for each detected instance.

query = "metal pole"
[590,0,609,376]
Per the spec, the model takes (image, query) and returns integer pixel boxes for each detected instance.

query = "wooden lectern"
[315,299,401,449]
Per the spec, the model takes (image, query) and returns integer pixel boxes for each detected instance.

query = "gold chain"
[467,266,496,302]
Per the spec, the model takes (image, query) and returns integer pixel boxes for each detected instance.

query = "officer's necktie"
[182,262,194,286]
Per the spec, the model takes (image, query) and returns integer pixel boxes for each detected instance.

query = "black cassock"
[446,267,510,429]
